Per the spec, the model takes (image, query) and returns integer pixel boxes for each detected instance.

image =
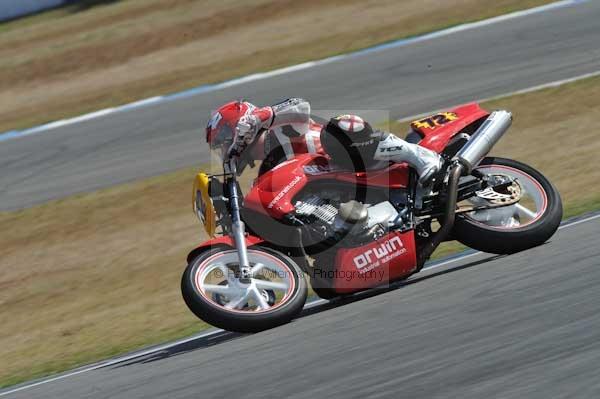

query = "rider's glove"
[235,114,262,145]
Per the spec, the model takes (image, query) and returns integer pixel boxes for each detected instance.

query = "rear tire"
[453,157,562,254]
[182,246,307,333]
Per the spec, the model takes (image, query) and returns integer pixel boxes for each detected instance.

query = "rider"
[206,98,443,184]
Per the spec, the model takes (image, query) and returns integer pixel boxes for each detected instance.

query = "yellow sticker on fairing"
[411,112,459,130]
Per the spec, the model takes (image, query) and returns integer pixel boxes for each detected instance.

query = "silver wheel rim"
[194,250,296,314]
[463,164,548,230]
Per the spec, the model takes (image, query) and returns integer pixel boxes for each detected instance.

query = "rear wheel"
[452,157,562,254]
[182,246,307,332]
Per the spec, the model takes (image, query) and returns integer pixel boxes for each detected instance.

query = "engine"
[293,189,406,250]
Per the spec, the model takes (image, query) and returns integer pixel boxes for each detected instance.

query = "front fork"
[226,162,252,282]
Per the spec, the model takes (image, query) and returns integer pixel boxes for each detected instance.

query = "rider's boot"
[407,143,444,185]
[375,135,443,185]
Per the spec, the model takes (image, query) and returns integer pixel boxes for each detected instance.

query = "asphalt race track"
[3,215,599,398]
[1,0,600,210]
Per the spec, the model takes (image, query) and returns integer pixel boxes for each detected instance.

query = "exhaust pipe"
[417,162,464,267]
[417,110,512,267]
[454,110,512,173]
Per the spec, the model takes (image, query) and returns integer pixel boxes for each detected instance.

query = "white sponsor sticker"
[207,111,222,130]
[353,236,406,273]
[303,165,331,175]
[267,175,302,209]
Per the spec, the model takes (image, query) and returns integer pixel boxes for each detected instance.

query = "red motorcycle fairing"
[332,163,410,189]
[328,230,417,294]
[186,235,264,263]
[244,154,410,219]
[411,103,490,153]
[244,156,311,219]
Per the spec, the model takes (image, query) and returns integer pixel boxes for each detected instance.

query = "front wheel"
[452,157,562,254]
[182,246,307,333]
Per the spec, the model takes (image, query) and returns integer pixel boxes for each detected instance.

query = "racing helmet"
[320,114,379,171]
[206,100,254,159]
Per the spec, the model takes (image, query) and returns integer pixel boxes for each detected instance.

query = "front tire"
[453,157,562,254]
[182,246,307,333]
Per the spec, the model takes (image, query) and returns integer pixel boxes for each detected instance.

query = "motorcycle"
[182,103,562,332]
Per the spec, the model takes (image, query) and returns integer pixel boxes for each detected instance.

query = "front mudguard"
[186,235,265,264]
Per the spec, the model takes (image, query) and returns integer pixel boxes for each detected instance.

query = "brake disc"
[475,176,522,206]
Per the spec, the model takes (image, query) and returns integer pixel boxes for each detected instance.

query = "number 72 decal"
[411,112,458,130]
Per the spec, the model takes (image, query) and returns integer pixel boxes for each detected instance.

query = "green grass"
[562,197,600,219]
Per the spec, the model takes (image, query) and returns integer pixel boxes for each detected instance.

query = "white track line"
[559,212,600,229]
[0,0,586,143]
[413,212,600,276]
[2,211,599,396]
[0,329,224,397]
